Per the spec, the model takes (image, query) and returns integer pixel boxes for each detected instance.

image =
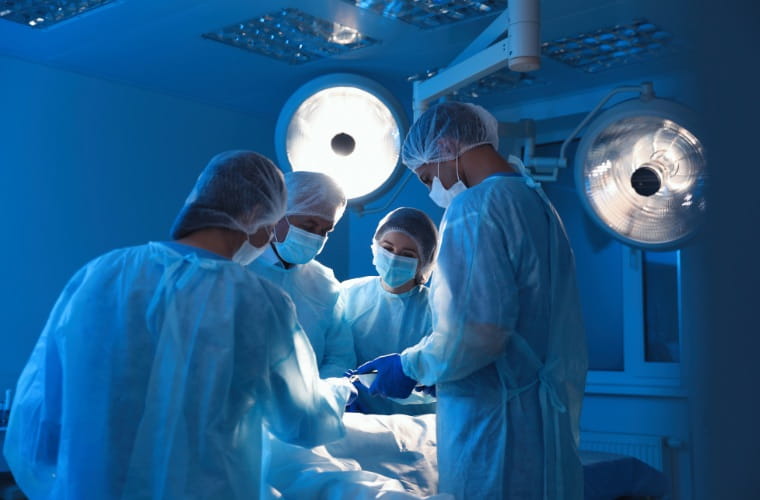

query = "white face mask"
[428,158,467,209]
[372,244,418,289]
[232,238,266,266]
[273,223,327,264]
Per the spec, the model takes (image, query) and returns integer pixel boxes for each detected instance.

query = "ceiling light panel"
[0,0,114,28]
[448,70,544,100]
[344,0,506,29]
[543,20,675,73]
[203,8,378,64]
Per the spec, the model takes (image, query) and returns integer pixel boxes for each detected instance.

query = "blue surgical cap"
[284,171,347,225]
[171,150,286,239]
[401,101,500,171]
[374,207,439,283]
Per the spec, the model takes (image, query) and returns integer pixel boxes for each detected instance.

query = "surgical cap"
[374,207,439,283]
[285,171,347,224]
[170,150,286,239]
[401,101,500,170]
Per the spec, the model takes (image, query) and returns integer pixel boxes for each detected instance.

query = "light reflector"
[203,8,378,64]
[0,0,114,28]
[576,99,706,249]
[344,0,506,29]
[276,75,406,201]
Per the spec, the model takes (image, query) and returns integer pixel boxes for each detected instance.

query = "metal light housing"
[575,97,707,250]
[275,74,407,203]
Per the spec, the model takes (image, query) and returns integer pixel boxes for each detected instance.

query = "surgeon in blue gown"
[3,151,352,500]
[341,207,438,415]
[358,102,588,500]
[249,171,355,378]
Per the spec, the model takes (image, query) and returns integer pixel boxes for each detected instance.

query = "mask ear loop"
[273,216,291,244]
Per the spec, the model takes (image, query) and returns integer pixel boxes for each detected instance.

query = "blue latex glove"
[355,353,417,399]
[343,370,359,407]
[345,377,368,413]
[414,385,436,397]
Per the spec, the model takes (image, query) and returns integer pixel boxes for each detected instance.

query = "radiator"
[580,431,665,471]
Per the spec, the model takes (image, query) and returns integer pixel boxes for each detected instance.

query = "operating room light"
[0,0,114,28]
[276,75,406,202]
[576,98,707,249]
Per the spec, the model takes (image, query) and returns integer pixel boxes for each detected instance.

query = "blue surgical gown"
[3,242,349,500]
[401,175,588,500]
[339,277,435,415]
[249,246,356,378]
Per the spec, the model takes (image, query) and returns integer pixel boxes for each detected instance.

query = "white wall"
[0,54,276,395]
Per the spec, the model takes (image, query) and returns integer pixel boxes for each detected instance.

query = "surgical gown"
[340,277,435,415]
[250,246,356,378]
[401,174,588,500]
[3,242,349,500]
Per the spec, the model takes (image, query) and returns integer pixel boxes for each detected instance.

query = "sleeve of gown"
[260,291,348,448]
[3,268,86,499]
[401,196,521,386]
[318,293,356,378]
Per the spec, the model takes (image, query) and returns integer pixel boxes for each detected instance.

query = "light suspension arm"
[522,82,656,181]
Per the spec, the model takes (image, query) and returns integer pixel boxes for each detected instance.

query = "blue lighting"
[345,0,506,29]
[202,8,378,64]
[0,0,114,28]
[542,19,675,73]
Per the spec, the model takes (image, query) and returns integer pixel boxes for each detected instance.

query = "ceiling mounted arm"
[413,0,540,120]
[522,82,657,181]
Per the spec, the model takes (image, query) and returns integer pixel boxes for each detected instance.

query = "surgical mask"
[232,238,266,266]
[372,244,418,289]
[273,223,327,264]
[428,158,467,209]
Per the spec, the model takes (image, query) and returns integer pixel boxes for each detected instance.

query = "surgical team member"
[3,151,351,500]
[249,171,355,378]
[358,102,588,499]
[341,207,438,415]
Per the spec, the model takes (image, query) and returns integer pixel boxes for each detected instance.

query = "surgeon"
[357,102,588,499]
[341,207,438,415]
[249,170,355,378]
[3,151,352,500]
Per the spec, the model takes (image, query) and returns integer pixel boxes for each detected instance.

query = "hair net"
[284,171,347,224]
[401,101,500,170]
[170,150,286,239]
[374,207,439,283]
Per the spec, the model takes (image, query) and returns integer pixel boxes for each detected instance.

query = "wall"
[0,54,277,395]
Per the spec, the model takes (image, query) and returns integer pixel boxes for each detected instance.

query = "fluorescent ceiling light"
[344,0,505,29]
[543,19,675,73]
[0,0,114,28]
[203,8,378,64]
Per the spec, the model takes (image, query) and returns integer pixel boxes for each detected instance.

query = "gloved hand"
[414,385,436,397]
[355,353,417,399]
[343,370,365,411]
[343,370,359,408]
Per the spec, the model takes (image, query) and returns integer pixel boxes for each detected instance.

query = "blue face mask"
[232,239,266,266]
[372,244,419,289]
[273,223,327,264]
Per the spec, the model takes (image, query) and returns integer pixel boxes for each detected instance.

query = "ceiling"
[0,0,697,120]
